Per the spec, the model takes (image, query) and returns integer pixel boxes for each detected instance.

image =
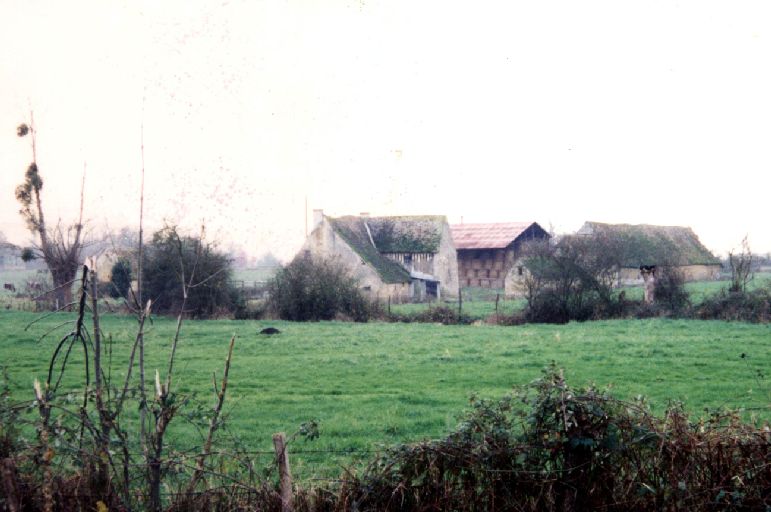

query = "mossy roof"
[328,216,412,284]
[366,216,445,253]
[578,222,721,267]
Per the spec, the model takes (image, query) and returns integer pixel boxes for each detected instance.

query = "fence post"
[495,293,500,324]
[458,286,462,318]
[272,432,293,512]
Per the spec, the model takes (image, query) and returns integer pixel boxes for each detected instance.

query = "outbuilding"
[450,222,549,289]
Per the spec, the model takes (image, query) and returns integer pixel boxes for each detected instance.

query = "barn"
[301,211,459,302]
[450,222,549,289]
[576,221,722,283]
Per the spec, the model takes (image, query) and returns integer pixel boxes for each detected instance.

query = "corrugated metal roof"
[450,222,538,250]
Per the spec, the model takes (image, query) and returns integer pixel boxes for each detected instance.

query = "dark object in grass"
[258,327,281,335]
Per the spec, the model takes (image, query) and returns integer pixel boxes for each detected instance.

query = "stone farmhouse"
[0,242,25,270]
[450,222,549,289]
[301,211,459,302]
[576,221,722,283]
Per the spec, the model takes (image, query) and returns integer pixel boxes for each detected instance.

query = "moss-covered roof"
[367,216,445,253]
[578,222,721,267]
[328,216,412,284]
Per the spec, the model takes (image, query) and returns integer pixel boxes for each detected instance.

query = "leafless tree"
[15,114,86,309]
[728,236,753,293]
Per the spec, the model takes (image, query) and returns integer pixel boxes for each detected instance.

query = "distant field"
[1,310,768,480]
[232,266,279,283]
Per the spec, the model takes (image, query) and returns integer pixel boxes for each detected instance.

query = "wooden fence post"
[458,286,462,318]
[495,293,500,324]
[273,432,293,512]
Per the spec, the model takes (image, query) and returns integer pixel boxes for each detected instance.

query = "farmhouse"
[301,211,459,301]
[0,242,25,270]
[450,222,549,289]
[577,221,722,283]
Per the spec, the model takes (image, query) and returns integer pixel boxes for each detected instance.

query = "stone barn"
[450,222,549,289]
[301,211,459,302]
[576,221,722,284]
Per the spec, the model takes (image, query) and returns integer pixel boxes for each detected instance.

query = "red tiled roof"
[450,222,538,250]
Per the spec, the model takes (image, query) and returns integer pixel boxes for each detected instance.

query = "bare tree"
[728,236,753,293]
[519,233,626,322]
[15,114,86,308]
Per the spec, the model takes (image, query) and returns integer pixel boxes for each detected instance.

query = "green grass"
[232,267,279,283]
[390,295,526,320]
[1,310,769,480]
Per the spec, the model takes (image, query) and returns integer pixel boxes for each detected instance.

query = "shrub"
[519,236,628,323]
[232,299,268,320]
[267,255,373,321]
[339,365,771,511]
[653,266,690,313]
[696,287,771,323]
[389,305,471,325]
[109,258,132,299]
[142,226,236,318]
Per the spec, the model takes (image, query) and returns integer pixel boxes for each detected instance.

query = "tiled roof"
[450,222,543,250]
[577,222,721,267]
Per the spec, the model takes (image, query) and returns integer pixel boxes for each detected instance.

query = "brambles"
[339,365,771,511]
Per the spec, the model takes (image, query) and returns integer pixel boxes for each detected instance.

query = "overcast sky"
[1,1,769,261]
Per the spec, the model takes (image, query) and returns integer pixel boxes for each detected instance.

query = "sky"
[1,0,770,261]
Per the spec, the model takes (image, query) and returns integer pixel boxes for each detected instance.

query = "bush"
[519,236,628,323]
[696,287,771,323]
[339,365,771,511]
[109,258,132,299]
[232,299,268,320]
[653,266,690,313]
[142,226,236,318]
[267,255,373,321]
[389,305,471,325]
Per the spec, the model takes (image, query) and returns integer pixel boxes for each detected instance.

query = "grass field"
[1,310,769,480]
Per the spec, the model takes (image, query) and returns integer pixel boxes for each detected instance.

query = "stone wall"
[433,222,459,297]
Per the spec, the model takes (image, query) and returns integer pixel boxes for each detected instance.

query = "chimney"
[360,212,370,219]
[312,209,324,230]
